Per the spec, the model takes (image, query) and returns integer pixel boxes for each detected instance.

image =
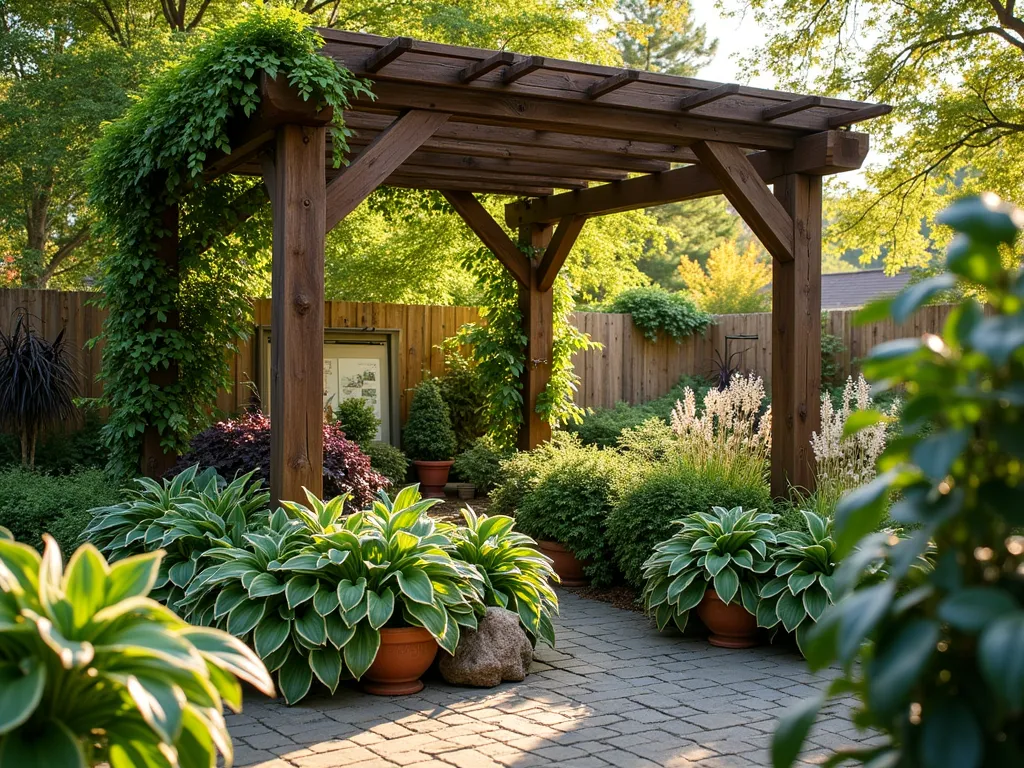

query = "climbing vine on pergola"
[88,10,370,478]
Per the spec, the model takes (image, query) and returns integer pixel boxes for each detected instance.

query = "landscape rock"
[440,607,533,687]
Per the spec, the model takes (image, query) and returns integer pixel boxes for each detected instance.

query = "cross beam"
[506,131,867,227]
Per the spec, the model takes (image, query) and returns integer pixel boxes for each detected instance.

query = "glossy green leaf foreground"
[773,194,1024,767]
[0,534,273,767]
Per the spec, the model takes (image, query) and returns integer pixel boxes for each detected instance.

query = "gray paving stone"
[228,591,876,767]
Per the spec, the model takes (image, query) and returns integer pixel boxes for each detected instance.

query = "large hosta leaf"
[254,613,291,658]
[0,717,84,768]
[277,653,313,705]
[0,660,45,733]
[309,648,343,694]
[343,623,381,680]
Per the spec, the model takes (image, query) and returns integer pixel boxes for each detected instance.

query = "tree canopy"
[738,0,1024,271]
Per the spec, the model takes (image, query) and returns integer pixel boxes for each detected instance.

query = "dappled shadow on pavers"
[228,592,881,768]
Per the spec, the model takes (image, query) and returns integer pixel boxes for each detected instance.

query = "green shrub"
[0,467,121,552]
[363,440,409,489]
[616,417,677,462]
[608,459,772,588]
[568,375,714,448]
[436,339,489,454]
[403,379,458,462]
[605,286,714,342]
[0,413,108,473]
[507,435,622,586]
[0,534,274,765]
[333,397,380,446]
[453,435,512,492]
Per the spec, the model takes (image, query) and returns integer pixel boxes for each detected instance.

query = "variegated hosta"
[188,487,483,704]
[84,466,270,611]
[0,535,273,768]
[444,506,559,647]
[642,506,777,632]
[757,511,838,653]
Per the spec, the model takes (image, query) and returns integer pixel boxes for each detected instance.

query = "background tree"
[615,0,715,74]
[637,198,742,290]
[677,239,772,313]
[736,0,1024,271]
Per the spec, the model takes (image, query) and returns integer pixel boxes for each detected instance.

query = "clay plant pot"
[414,460,454,499]
[537,540,589,587]
[361,626,439,696]
[457,484,476,500]
[696,589,758,649]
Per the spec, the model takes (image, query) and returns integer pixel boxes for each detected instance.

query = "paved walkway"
[229,592,877,768]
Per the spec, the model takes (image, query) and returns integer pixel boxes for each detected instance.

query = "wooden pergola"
[144,30,888,505]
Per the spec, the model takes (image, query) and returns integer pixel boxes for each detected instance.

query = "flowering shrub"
[669,373,771,488]
[810,374,899,512]
[171,412,387,505]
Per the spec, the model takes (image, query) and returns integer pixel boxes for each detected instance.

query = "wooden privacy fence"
[0,289,956,420]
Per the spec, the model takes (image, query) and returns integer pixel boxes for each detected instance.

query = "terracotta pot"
[696,589,758,649]
[457,484,476,500]
[361,626,439,696]
[414,460,454,498]
[537,540,589,587]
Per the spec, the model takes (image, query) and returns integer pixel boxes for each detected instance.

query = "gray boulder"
[440,607,533,687]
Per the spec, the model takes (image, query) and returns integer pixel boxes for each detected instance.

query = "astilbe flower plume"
[669,373,770,488]
[811,374,898,511]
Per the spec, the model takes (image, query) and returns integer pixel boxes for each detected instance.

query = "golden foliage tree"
[676,239,772,313]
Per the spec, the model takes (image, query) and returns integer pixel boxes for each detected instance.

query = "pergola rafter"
[143,31,889,505]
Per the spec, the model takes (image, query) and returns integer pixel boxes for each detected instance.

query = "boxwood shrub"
[607,459,772,588]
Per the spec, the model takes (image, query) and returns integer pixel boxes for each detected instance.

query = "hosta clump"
[445,506,559,647]
[773,195,1024,767]
[188,487,483,704]
[83,465,269,611]
[758,511,837,652]
[642,506,777,631]
[0,534,274,767]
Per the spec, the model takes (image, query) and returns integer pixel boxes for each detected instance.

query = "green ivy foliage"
[604,286,714,342]
[458,243,598,450]
[86,8,371,477]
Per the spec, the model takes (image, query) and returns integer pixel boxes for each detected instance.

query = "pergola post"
[141,203,180,479]
[771,174,822,497]
[518,223,554,450]
[265,123,327,506]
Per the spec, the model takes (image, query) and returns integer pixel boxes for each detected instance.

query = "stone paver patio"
[230,592,876,768]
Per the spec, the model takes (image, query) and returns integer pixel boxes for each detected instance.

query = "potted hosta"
[190,486,482,699]
[642,506,777,648]
[0,531,274,765]
[445,506,559,647]
[758,510,838,654]
[403,380,458,498]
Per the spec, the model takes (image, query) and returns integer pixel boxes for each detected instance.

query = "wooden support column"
[518,223,554,451]
[141,203,180,479]
[265,123,327,506]
[771,174,822,497]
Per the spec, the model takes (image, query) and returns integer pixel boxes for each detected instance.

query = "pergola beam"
[325,109,450,231]
[388,178,556,196]
[505,130,867,226]
[350,147,630,181]
[343,112,685,167]
[692,140,795,263]
[442,191,531,287]
[388,164,590,190]
[537,216,586,291]
[356,81,799,150]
